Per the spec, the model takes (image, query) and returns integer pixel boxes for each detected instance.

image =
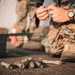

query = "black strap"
[58,0,61,7]
[0,32,45,38]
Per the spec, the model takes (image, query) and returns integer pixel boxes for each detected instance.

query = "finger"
[48,4,57,15]
[39,17,49,21]
[52,14,58,18]
[36,6,47,14]
[37,11,48,19]
[39,14,49,21]
[48,4,56,11]
[48,10,55,15]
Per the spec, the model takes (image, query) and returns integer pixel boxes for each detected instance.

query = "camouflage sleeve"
[26,0,44,12]
[36,0,44,7]
[27,0,44,7]
[69,1,75,9]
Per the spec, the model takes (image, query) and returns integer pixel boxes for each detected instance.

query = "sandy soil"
[0,42,75,75]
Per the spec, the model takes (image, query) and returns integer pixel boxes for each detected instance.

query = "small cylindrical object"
[21,57,32,63]
[1,62,13,69]
[42,60,62,65]
[39,58,43,62]
[14,62,25,69]
[28,57,32,61]
[22,57,35,69]
[35,62,43,68]
[23,61,29,68]
[28,60,35,69]
[21,58,28,63]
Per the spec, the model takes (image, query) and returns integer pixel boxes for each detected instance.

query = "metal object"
[35,61,43,68]
[39,58,62,65]
[21,57,36,69]
[21,57,44,69]
[21,58,28,63]
[14,62,25,69]
[28,60,35,69]
[42,60,62,65]
[28,57,35,69]
[1,61,13,69]
[21,57,32,63]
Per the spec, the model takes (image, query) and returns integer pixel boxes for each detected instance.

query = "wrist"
[66,10,70,21]
[63,10,70,22]
[67,9,75,22]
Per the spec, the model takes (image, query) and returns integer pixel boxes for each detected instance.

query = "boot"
[60,43,75,62]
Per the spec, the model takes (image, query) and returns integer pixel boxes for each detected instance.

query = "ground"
[0,42,75,75]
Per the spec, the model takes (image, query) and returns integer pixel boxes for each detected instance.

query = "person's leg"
[60,24,75,62]
[42,25,64,56]
[15,0,28,47]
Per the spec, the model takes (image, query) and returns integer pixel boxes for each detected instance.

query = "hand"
[48,4,70,23]
[36,6,49,21]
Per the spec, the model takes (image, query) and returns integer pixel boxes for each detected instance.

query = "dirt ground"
[0,42,75,75]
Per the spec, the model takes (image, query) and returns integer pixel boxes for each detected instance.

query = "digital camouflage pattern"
[53,0,68,3]
[15,0,44,47]
[42,0,75,56]
[16,0,28,33]
[26,0,44,33]
[15,0,28,47]
[16,0,44,33]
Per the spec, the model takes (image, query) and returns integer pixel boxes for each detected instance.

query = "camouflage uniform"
[42,0,75,61]
[15,0,44,47]
[26,0,44,33]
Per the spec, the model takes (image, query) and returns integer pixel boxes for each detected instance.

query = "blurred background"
[0,0,55,32]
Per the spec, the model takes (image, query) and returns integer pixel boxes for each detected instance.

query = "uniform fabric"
[42,0,75,56]
[16,0,44,33]
[15,0,44,47]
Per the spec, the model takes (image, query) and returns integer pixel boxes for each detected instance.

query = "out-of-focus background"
[0,0,55,32]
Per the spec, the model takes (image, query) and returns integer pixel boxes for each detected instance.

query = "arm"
[48,4,75,23]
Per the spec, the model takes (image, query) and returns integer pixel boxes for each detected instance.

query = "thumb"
[48,4,56,10]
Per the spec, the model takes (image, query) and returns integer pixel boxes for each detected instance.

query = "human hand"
[36,6,49,21]
[48,4,69,23]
